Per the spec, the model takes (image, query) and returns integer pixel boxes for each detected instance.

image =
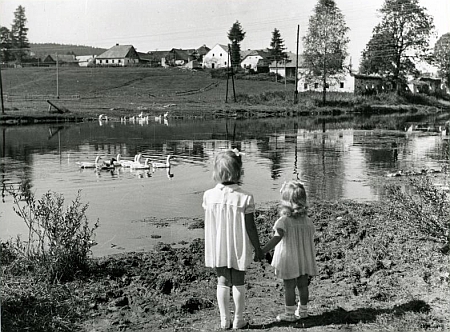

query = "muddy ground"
[3,199,448,332]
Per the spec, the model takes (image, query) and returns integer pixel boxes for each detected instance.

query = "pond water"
[1,117,449,256]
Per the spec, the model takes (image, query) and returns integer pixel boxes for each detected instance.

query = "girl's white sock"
[232,285,246,322]
[217,285,230,327]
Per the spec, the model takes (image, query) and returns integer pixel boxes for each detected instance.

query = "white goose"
[115,154,142,167]
[130,158,151,170]
[151,155,172,168]
[77,156,101,168]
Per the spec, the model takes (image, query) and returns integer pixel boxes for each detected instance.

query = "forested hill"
[29,43,107,58]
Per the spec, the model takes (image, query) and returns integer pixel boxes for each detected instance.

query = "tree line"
[228,0,449,102]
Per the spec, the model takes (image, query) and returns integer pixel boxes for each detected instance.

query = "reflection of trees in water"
[299,133,345,201]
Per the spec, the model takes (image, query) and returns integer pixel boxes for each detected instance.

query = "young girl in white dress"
[203,149,264,329]
[262,180,318,322]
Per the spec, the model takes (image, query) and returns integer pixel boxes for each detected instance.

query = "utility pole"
[0,61,4,114]
[226,49,230,103]
[294,25,299,104]
[56,53,59,98]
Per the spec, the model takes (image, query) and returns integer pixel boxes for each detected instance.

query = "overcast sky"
[0,0,449,66]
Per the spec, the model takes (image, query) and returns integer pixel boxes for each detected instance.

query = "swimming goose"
[113,154,137,167]
[130,158,151,169]
[77,156,101,168]
[97,158,117,170]
[151,155,172,168]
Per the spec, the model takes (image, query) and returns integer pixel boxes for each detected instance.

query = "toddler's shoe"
[276,313,297,322]
[232,318,248,329]
[294,309,308,319]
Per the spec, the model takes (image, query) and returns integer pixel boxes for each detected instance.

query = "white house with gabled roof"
[202,44,229,69]
[95,44,139,66]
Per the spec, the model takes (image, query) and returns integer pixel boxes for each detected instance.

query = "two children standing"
[202,149,318,329]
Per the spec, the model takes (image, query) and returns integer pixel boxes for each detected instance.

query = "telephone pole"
[294,25,299,104]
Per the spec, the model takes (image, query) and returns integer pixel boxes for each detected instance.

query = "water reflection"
[1,118,448,256]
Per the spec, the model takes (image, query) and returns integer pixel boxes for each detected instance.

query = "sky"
[0,0,449,67]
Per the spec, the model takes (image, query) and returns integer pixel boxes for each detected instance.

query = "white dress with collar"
[202,183,255,271]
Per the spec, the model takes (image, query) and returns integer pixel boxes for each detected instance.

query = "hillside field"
[1,66,293,118]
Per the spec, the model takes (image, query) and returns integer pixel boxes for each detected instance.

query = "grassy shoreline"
[1,177,449,331]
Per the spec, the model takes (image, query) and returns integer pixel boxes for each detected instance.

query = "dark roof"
[97,45,136,59]
[269,52,304,68]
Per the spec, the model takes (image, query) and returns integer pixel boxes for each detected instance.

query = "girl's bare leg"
[296,275,309,305]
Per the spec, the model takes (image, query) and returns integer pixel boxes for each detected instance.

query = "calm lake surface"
[1,117,449,256]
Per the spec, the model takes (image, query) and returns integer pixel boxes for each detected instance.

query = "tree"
[434,33,450,89]
[0,26,13,62]
[303,0,350,104]
[11,5,29,63]
[359,0,434,93]
[227,21,246,69]
[269,28,288,82]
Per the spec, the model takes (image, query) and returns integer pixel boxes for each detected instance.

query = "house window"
[213,54,215,57]
[314,83,319,89]
[118,59,121,63]
[220,53,222,57]
[224,62,227,66]
[106,60,109,64]
[112,60,115,64]
[304,83,308,90]
[340,82,344,88]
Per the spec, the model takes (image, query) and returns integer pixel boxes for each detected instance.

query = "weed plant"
[7,189,99,282]
[384,176,449,246]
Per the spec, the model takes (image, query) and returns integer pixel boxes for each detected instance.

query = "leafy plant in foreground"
[384,176,449,246]
[9,189,99,282]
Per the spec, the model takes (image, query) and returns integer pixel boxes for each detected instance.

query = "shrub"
[8,189,99,282]
[384,176,449,246]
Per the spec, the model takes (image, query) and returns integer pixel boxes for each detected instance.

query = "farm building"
[42,54,78,66]
[138,50,169,67]
[95,44,139,66]
[269,52,301,78]
[76,55,96,67]
[240,49,271,73]
[203,44,229,69]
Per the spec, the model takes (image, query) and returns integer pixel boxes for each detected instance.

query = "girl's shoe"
[220,319,232,330]
[294,309,308,319]
[232,319,248,329]
[276,313,297,322]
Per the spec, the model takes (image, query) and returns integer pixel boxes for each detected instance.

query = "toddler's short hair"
[279,180,308,217]
[213,150,242,183]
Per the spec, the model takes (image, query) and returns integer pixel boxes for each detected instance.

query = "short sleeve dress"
[202,183,255,271]
[271,214,318,280]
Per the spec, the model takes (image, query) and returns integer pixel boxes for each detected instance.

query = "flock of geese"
[77,154,172,171]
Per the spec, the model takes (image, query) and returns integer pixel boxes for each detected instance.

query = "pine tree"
[227,21,246,69]
[11,5,30,63]
[0,26,13,62]
[270,28,288,81]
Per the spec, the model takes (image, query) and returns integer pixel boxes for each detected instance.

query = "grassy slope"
[1,67,293,118]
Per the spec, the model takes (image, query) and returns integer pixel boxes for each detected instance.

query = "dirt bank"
[2,199,448,332]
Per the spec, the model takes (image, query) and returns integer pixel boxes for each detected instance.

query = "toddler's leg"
[216,268,232,328]
[276,278,297,322]
[295,275,309,318]
[230,269,247,329]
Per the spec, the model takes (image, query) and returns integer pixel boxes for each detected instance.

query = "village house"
[42,54,78,67]
[269,52,299,78]
[95,44,139,66]
[76,55,96,67]
[240,49,271,73]
[202,44,229,69]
